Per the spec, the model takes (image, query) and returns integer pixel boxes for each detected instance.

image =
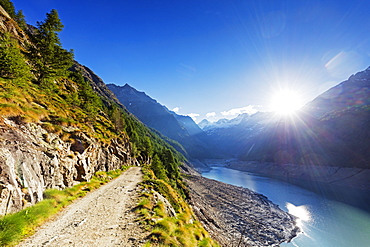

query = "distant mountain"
[200,112,274,156]
[198,114,244,130]
[239,66,370,168]
[303,66,370,118]
[107,83,222,159]
[196,67,370,168]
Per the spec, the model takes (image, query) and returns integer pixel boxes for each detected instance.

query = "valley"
[0,1,369,246]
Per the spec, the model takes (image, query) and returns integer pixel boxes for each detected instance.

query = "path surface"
[18,167,149,247]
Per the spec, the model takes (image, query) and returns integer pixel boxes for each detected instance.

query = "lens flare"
[271,90,303,115]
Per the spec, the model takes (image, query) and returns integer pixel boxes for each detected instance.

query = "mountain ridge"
[107,83,224,159]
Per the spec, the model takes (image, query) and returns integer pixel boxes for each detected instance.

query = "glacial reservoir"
[202,167,370,247]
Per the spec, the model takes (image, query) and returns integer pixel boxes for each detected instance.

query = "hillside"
[0,3,301,246]
[195,67,370,169]
[239,67,370,169]
[0,6,185,213]
[0,3,216,246]
[107,83,223,159]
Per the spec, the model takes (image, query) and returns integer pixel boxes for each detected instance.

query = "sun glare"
[286,202,312,227]
[271,89,303,115]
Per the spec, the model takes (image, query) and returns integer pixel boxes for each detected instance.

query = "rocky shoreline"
[186,175,299,247]
[225,160,370,212]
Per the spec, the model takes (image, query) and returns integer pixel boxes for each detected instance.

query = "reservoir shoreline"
[186,174,299,246]
[193,159,370,213]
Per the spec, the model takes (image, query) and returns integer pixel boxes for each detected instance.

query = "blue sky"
[12,0,370,122]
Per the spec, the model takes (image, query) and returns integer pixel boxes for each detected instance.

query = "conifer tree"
[29,9,73,85]
[0,32,31,79]
[14,9,27,30]
[68,70,101,119]
[160,148,180,180]
[151,154,167,180]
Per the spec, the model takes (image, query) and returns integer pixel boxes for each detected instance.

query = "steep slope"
[107,83,222,159]
[303,67,370,118]
[0,4,183,217]
[0,4,300,247]
[239,67,370,169]
[70,63,124,109]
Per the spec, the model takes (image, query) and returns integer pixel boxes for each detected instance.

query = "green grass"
[0,166,130,246]
[136,165,220,247]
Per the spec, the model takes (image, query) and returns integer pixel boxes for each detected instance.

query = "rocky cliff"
[0,116,135,215]
[0,5,29,48]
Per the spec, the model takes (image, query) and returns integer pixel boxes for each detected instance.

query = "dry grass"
[137,165,220,247]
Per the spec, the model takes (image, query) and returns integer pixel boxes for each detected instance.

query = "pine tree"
[0,32,31,79]
[14,9,27,30]
[151,154,167,180]
[28,9,73,85]
[68,70,101,120]
[160,148,180,180]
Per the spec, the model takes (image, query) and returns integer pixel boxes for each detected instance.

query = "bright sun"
[271,90,303,114]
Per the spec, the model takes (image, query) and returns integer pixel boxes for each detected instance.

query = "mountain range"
[107,83,223,159]
[107,66,369,169]
[238,67,370,168]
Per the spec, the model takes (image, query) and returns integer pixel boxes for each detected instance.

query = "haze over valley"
[0,0,369,246]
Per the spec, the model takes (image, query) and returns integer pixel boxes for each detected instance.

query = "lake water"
[202,167,370,247]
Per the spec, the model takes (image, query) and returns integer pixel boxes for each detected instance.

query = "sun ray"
[271,89,303,115]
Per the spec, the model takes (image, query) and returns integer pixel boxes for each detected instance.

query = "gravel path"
[18,167,149,247]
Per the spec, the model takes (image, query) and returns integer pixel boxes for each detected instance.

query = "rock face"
[187,175,299,247]
[0,117,135,216]
[0,5,29,48]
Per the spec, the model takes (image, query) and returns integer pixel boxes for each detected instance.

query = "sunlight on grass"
[0,167,130,246]
[136,165,220,247]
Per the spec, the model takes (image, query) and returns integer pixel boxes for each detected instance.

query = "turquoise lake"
[202,167,370,247]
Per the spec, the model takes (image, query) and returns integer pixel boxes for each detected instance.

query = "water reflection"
[203,167,370,247]
[286,202,312,227]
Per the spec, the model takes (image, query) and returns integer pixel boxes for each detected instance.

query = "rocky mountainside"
[0,98,135,216]
[195,67,370,169]
[107,83,223,159]
[0,4,179,217]
[0,5,29,48]
[239,67,370,169]
[303,67,370,118]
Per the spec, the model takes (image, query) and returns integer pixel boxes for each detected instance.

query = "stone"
[0,118,136,215]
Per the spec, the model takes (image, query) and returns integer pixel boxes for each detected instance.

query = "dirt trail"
[18,167,149,247]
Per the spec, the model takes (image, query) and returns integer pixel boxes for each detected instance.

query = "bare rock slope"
[187,175,299,247]
[0,117,135,216]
